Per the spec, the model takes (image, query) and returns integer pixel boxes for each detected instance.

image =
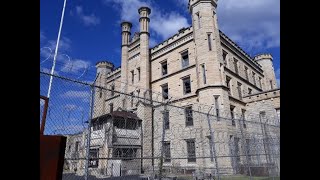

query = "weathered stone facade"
[82,0,280,177]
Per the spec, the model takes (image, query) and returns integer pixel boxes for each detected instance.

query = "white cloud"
[61,59,91,74]
[74,6,100,26]
[64,104,77,110]
[47,37,72,52]
[217,0,280,53]
[61,90,91,99]
[150,12,189,40]
[104,0,189,41]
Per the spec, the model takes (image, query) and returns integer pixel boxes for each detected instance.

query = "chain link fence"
[40,71,280,180]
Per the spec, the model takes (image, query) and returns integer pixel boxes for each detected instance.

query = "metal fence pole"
[84,74,99,180]
[159,104,167,180]
[206,111,220,180]
[237,116,252,180]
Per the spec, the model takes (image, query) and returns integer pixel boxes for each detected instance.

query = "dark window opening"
[233,58,238,74]
[163,141,171,162]
[222,51,228,66]
[113,118,139,130]
[181,51,189,68]
[113,148,138,160]
[89,149,99,168]
[183,76,191,94]
[207,33,212,51]
[185,106,193,126]
[161,61,168,76]
[201,64,207,84]
[163,111,170,130]
[230,106,236,126]
[186,139,196,162]
[226,76,231,95]
[162,84,169,100]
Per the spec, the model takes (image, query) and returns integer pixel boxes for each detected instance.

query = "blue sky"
[40,0,280,134]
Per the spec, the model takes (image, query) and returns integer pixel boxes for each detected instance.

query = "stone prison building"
[64,0,280,178]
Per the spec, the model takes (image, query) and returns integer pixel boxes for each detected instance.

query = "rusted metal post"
[40,95,49,135]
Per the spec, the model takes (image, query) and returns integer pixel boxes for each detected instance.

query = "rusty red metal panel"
[40,135,67,180]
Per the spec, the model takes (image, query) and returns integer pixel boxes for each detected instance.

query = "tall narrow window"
[183,76,191,94]
[75,141,79,152]
[137,67,140,81]
[161,61,168,76]
[111,84,115,96]
[245,66,249,80]
[230,106,236,126]
[185,106,193,126]
[181,51,189,68]
[207,33,212,51]
[131,70,134,84]
[226,76,231,95]
[201,64,207,84]
[233,58,238,74]
[163,141,171,162]
[99,89,102,98]
[214,96,220,121]
[162,83,169,100]
[186,139,196,162]
[196,12,200,29]
[110,103,113,113]
[222,51,228,66]
[130,92,134,107]
[270,80,273,90]
[163,111,169,130]
[252,72,256,86]
[248,88,252,95]
[241,109,246,128]
[259,77,262,88]
[237,82,242,100]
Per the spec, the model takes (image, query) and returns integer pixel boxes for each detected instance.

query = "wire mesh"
[40,71,280,180]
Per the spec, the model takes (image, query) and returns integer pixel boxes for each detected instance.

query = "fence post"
[159,103,168,180]
[206,108,220,180]
[237,116,252,180]
[84,74,99,180]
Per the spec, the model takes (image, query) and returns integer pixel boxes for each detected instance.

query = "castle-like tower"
[90,0,280,176]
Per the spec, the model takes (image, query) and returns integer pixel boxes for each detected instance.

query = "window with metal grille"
[186,139,196,162]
